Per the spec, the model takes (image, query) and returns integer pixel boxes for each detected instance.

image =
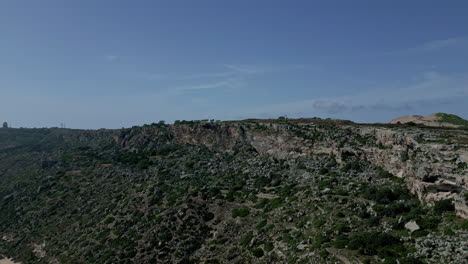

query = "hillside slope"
[389,113,468,128]
[0,119,467,264]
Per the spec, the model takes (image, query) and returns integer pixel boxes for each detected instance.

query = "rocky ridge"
[159,121,468,218]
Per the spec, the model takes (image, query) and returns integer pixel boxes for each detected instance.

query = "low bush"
[376,166,392,178]
[340,161,361,172]
[240,231,253,246]
[256,219,267,229]
[332,235,349,249]
[264,241,274,252]
[268,198,283,209]
[458,220,468,230]
[312,234,330,249]
[363,186,409,205]
[251,248,264,258]
[433,199,454,214]
[231,207,250,218]
[318,168,329,175]
[203,212,215,222]
[347,232,400,256]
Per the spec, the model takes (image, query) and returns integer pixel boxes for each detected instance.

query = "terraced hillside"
[0,119,467,264]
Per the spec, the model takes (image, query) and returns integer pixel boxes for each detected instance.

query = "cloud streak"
[368,36,467,57]
[104,55,119,61]
[223,64,305,75]
[174,78,240,91]
[412,38,462,52]
[149,63,308,93]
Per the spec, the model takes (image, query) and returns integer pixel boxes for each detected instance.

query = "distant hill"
[389,113,468,128]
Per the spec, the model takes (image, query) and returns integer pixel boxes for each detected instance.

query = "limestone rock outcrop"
[164,121,468,218]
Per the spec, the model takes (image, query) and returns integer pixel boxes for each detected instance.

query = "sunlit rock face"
[167,121,468,218]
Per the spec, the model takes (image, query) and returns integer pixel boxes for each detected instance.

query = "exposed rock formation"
[163,121,468,218]
[404,221,420,233]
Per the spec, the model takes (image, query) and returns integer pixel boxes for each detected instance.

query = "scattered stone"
[404,220,420,233]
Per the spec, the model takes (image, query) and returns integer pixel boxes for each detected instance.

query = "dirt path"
[256,193,279,199]
[0,258,21,264]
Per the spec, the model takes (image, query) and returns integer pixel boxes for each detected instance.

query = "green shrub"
[400,151,409,162]
[255,198,269,209]
[264,241,274,252]
[458,162,467,170]
[256,219,267,229]
[347,232,400,256]
[270,178,282,187]
[312,234,330,249]
[459,220,468,230]
[240,231,253,246]
[444,227,455,236]
[412,230,429,237]
[336,212,346,218]
[268,198,283,209]
[203,212,215,222]
[319,250,330,258]
[383,257,425,264]
[340,161,361,172]
[434,113,468,127]
[335,223,350,233]
[252,248,264,258]
[376,166,392,178]
[363,186,409,205]
[366,216,380,227]
[313,218,326,228]
[332,235,349,249]
[297,163,307,169]
[383,202,411,217]
[318,168,329,175]
[403,205,428,222]
[232,207,250,218]
[433,199,454,214]
[317,178,335,190]
[103,216,115,224]
[254,177,270,188]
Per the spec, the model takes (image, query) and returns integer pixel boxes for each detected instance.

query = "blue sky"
[1,1,467,128]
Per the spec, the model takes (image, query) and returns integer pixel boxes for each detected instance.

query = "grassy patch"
[435,113,468,127]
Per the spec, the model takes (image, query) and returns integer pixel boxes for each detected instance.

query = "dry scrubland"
[0,117,467,264]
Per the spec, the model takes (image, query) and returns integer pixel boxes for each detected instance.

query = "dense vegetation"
[435,113,468,128]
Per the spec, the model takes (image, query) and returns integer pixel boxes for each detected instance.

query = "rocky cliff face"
[163,121,468,219]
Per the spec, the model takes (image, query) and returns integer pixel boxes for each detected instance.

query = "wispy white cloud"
[149,63,307,93]
[368,37,467,57]
[174,78,241,91]
[312,100,346,113]
[179,71,234,80]
[104,55,119,61]
[143,63,307,82]
[141,73,166,80]
[224,64,306,74]
[412,38,461,52]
